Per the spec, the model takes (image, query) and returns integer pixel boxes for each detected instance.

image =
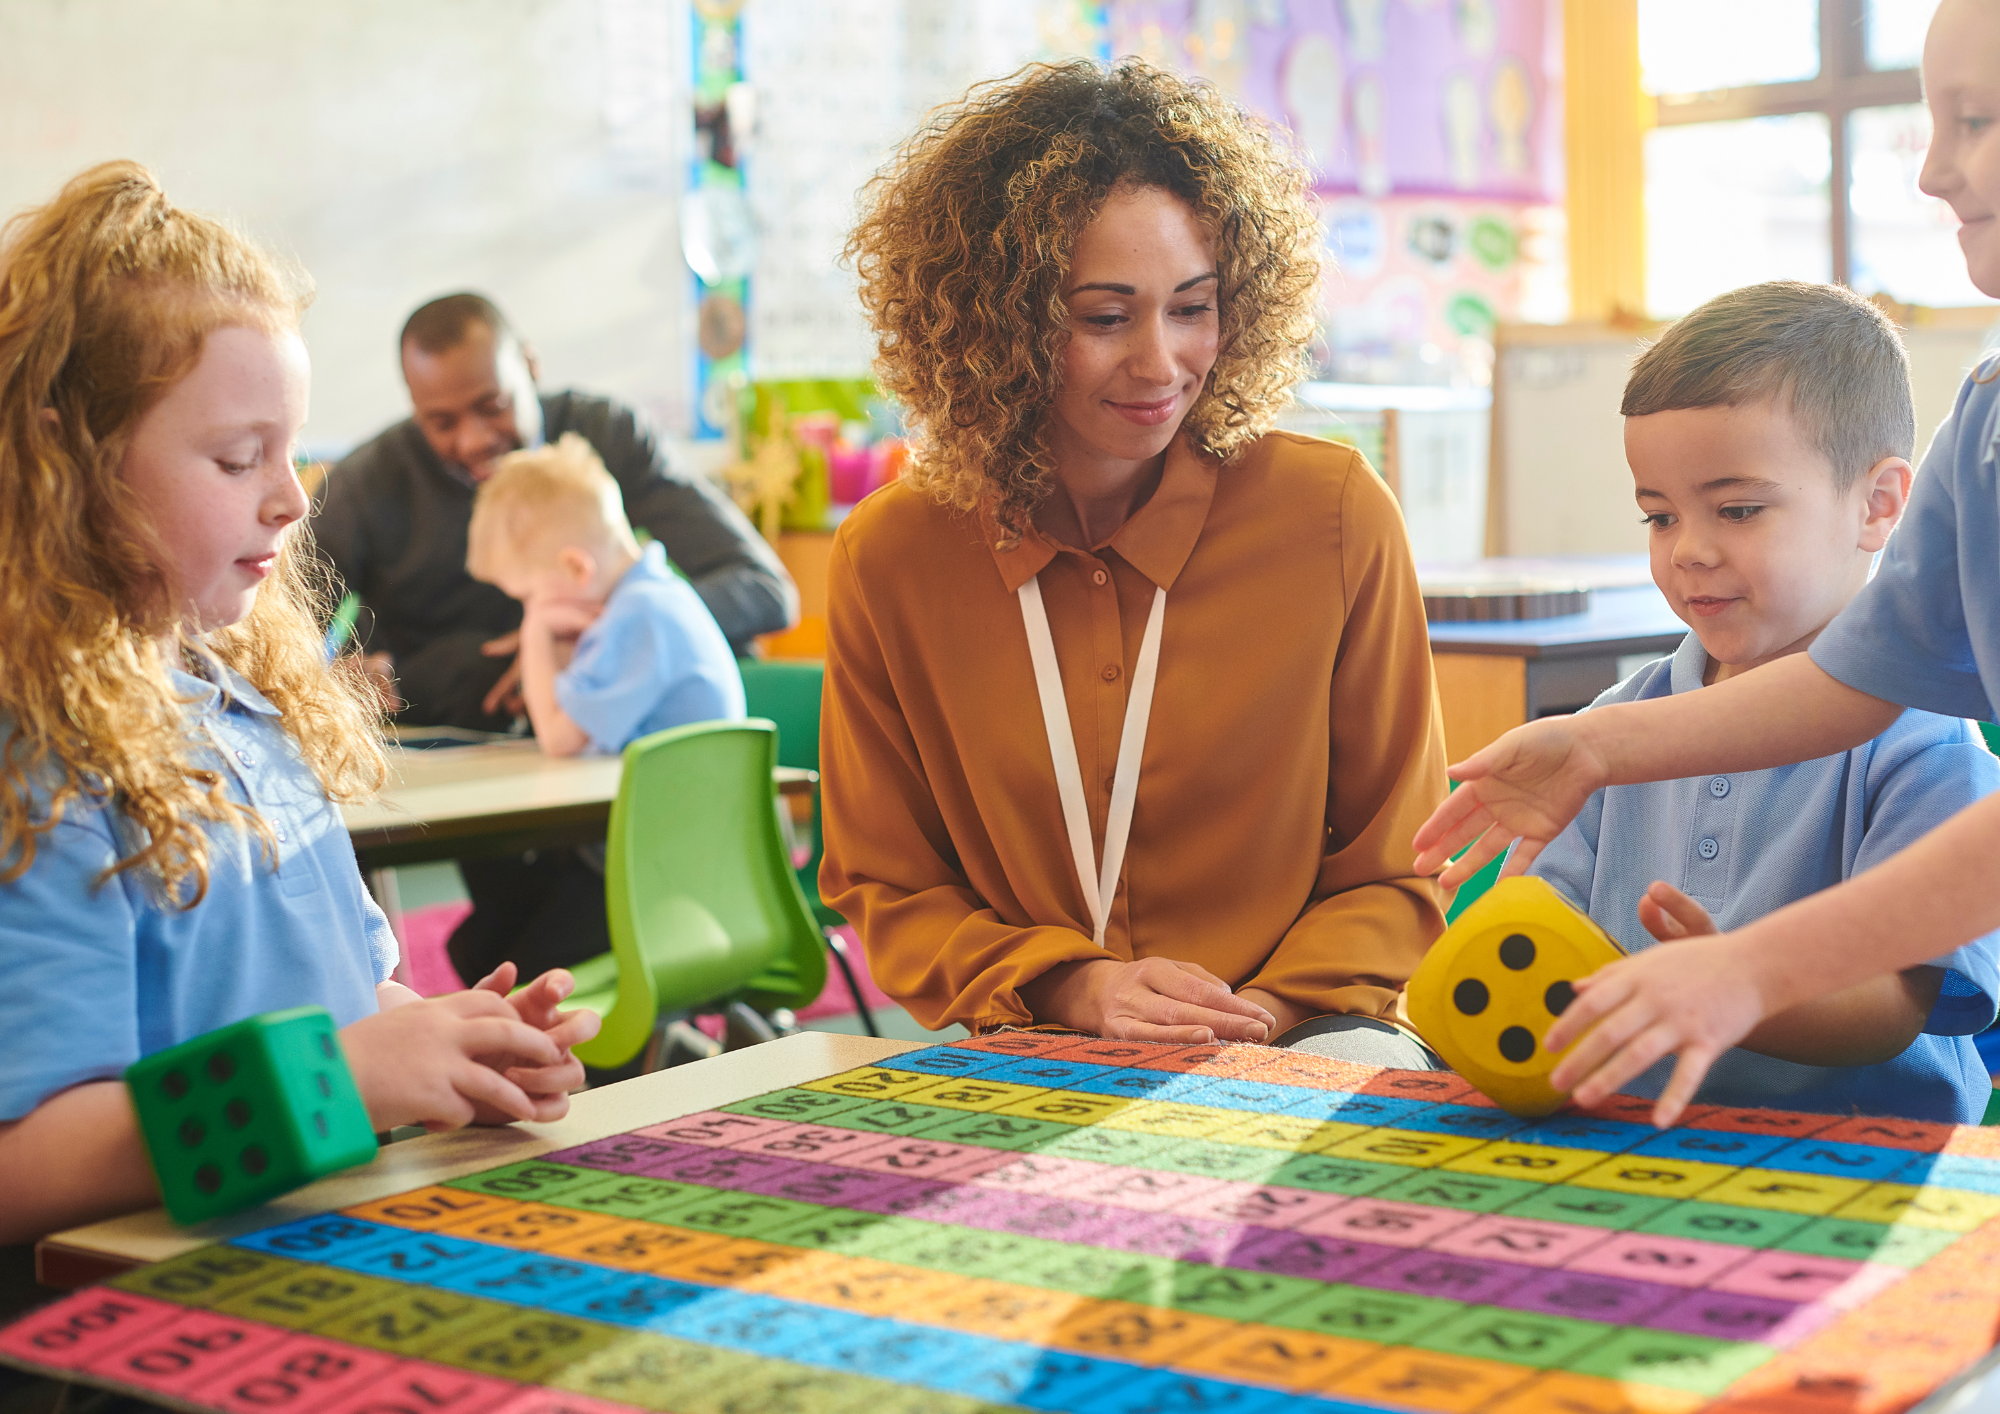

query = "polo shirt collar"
[171,648,283,718]
[1668,631,1710,694]
[984,434,1219,593]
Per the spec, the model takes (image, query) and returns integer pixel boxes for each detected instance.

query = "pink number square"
[634,1112,793,1148]
[86,1309,288,1397]
[1170,1180,1350,1229]
[1065,1165,1227,1213]
[1563,1232,1754,1290]
[726,1123,896,1163]
[1709,1250,1875,1305]
[486,1389,643,1414]
[1297,1198,1478,1249]
[0,1289,183,1372]
[843,1138,1015,1180]
[1428,1215,1613,1269]
[315,1361,519,1414]
[193,1334,401,1414]
[965,1154,1102,1195]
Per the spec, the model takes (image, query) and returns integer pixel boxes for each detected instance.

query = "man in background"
[313,293,796,977]
[313,292,795,729]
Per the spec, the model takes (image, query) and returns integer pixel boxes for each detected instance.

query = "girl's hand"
[340,991,565,1132]
[466,964,601,1123]
[1544,933,1770,1127]
[1637,881,1717,943]
[1026,957,1276,1044]
[1412,717,1612,887]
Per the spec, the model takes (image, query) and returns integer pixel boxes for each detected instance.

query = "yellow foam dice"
[1406,876,1625,1118]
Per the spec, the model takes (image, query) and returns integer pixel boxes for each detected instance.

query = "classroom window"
[1639,0,1981,315]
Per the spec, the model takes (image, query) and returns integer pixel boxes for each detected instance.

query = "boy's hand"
[523,595,601,640]
[1638,882,1718,943]
[341,991,566,1132]
[1412,716,1613,887]
[1544,933,1770,1127]
[467,964,601,1123]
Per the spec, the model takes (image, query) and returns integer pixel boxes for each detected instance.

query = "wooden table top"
[340,737,816,861]
[36,1031,911,1289]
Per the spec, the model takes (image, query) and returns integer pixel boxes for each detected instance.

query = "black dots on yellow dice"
[1407,877,1625,1117]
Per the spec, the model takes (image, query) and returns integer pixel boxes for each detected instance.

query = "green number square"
[212,1265,396,1329]
[1265,1284,1463,1343]
[1778,1217,1960,1267]
[1565,1328,1779,1396]
[109,1246,297,1308]
[647,1192,821,1238]
[923,1111,1073,1152]
[1411,1307,1614,1370]
[1150,1140,1294,1183]
[326,1288,512,1356]
[443,1159,606,1204]
[1268,1154,1407,1197]
[427,1314,626,1384]
[1498,1186,1680,1231]
[1016,1244,1174,1300]
[877,1225,1053,1281]
[721,1088,870,1123]
[820,1100,959,1135]
[1164,1265,1323,1323]
[550,1173,720,1221]
[762,1207,910,1255]
[1636,1201,1814,1249]
[1375,1170,1543,1213]
[1039,1125,1180,1168]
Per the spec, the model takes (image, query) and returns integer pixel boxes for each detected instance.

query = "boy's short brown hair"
[1622,281,1914,490]
[466,432,633,581]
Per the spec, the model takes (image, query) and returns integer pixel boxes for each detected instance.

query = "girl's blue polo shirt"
[0,656,395,1121]
[1529,633,2000,1123]
[1814,358,2000,720]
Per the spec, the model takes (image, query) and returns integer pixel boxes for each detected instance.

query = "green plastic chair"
[737,657,880,1036]
[562,720,827,1070]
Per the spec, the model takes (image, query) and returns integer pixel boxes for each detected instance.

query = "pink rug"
[397,903,892,1022]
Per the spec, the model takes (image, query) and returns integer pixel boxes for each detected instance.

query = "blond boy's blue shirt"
[1528,633,2000,1122]
[0,658,395,1120]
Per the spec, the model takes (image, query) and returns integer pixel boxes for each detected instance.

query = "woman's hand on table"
[1023,957,1275,1043]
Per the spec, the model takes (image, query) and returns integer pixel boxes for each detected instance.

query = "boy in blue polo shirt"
[467,433,744,759]
[1414,0,2000,1126]
[1520,282,2000,1123]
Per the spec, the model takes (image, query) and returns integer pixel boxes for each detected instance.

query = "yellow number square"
[1699,1168,1871,1217]
[1319,1128,1490,1169]
[800,1067,941,1100]
[1567,1157,1736,1199]
[1208,1114,1367,1154]
[1834,1182,2000,1232]
[1441,1142,1608,1185]
[897,1077,1047,1112]
[1098,1101,1235,1139]
[992,1089,1135,1125]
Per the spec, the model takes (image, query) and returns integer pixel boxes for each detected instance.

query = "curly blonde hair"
[846,59,1322,538]
[0,161,385,905]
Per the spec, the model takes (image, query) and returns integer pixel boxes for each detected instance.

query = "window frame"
[1651,0,1922,288]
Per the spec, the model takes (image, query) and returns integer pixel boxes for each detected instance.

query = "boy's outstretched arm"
[1547,788,2000,1125]
[1414,654,1900,887]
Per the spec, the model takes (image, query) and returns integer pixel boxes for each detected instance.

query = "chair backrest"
[581,720,828,1066]
[738,658,843,928]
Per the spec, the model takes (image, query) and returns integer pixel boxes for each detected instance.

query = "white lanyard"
[1018,573,1167,946]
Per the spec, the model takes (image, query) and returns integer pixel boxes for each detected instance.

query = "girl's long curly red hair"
[0,161,384,904]
[846,59,1322,538]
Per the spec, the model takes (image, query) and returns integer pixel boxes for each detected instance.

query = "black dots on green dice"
[123,1006,377,1225]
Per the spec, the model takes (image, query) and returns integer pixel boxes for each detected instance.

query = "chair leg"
[645,1017,721,1072]
[723,1000,779,1051]
[825,930,881,1038]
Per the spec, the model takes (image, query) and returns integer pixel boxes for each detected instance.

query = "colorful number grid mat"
[9,1035,2000,1414]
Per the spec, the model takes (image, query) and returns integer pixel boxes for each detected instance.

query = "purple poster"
[1107,0,1562,203]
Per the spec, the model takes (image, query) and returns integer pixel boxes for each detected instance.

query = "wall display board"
[9,1035,2000,1414]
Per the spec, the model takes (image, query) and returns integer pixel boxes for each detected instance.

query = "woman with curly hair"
[822,61,1450,1056]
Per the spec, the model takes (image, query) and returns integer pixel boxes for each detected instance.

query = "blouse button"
[1698,837,1720,860]
[1709,777,1729,798]
[235,750,253,766]
[1101,665,1121,682]
[1092,569,1108,586]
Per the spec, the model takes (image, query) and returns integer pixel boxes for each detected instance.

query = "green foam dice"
[125,1006,378,1225]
